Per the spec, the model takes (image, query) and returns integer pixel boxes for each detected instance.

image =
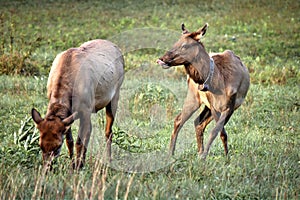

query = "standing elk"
[157,23,250,159]
[32,39,124,169]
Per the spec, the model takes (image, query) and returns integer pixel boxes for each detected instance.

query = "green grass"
[0,0,299,199]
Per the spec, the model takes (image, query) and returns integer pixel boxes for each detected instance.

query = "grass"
[0,0,299,199]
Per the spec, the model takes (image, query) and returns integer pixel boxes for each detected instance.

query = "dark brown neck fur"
[46,103,71,120]
[185,64,202,83]
[184,43,210,85]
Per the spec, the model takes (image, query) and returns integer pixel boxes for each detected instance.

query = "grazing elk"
[32,39,124,169]
[157,23,250,159]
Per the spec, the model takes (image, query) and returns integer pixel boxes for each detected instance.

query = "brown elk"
[157,23,250,159]
[32,39,124,169]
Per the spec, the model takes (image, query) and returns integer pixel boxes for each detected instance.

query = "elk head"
[31,108,77,167]
[157,23,208,69]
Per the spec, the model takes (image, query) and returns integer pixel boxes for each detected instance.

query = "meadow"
[0,0,299,199]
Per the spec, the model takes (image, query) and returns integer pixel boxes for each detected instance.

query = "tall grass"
[0,67,299,199]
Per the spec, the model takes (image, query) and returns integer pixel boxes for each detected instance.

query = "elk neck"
[45,101,72,120]
[184,48,213,86]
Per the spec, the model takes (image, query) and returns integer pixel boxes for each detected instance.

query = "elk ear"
[192,23,209,41]
[62,112,78,127]
[181,23,189,34]
[32,108,43,124]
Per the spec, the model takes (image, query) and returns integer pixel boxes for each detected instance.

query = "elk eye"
[181,44,187,50]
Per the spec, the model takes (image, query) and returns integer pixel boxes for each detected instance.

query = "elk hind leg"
[220,128,228,155]
[105,102,115,162]
[219,93,237,157]
[194,106,213,155]
[104,91,119,162]
[202,107,234,160]
[202,93,236,159]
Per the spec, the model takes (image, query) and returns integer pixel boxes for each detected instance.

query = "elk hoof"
[200,153,207,160]
[72,160,84,170]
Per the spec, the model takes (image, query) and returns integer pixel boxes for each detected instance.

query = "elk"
[32,39,124,169]
[157,23,250,159]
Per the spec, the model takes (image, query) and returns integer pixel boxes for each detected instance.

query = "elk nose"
[156,59,166,66]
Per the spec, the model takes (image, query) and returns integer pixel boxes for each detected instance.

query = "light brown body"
[157,23,250,158]
[32,39,124,168]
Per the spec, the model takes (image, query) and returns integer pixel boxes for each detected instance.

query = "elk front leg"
[75,113,92,169]
[65,128,74,159]
[194,106,213,155]
[170,95,199,156]
[170,113,183,156]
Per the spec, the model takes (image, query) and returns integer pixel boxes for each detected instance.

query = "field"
[0,0,299,199]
